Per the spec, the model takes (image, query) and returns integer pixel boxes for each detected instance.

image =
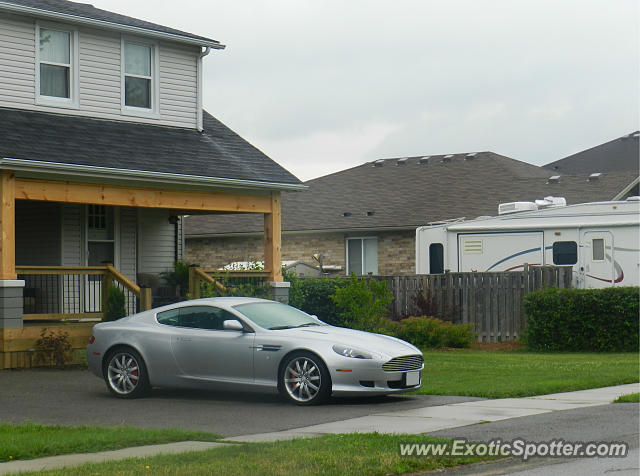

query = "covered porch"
[0,171,284,368]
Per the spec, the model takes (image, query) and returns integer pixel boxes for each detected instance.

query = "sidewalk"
[0,383,637,475]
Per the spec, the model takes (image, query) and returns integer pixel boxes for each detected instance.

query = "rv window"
[429,243,444,274]
[552,241,577,265]
[592,239,605,262]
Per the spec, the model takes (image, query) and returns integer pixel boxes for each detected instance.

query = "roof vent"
[546,175,561,184]
[418,156,430,165]
[535,196,567,208]
[627,196,640,201]
[441,154,454,163]
[396,158,408,166]
[342,212,352,217]
[365,211,375,216]
[465,153,477,160]
[587,172,602,182]
[498,201,538,215]
[372,160,385,167]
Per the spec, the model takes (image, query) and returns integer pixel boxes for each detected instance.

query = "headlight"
[332,344,373,359]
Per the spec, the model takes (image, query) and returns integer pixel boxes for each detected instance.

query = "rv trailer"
[415,197,640,288]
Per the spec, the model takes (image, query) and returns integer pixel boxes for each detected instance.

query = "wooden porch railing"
[188,266,270,299]
[16,265,152,321]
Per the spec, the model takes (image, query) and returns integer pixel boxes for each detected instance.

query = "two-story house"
[0,0,303,368]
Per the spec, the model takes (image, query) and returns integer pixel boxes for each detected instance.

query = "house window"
[346,238,378,275]
[592,238,605,262]
[429,243,444,274]
[552,241,577,265]
[36,24,77,105]
[123,41,154,110]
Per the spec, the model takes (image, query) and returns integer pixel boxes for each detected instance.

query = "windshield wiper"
[269,323,320,330]
[294,323,320,328]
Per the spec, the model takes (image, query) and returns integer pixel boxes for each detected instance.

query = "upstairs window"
[123,41,154,110]
[37,25,77,105]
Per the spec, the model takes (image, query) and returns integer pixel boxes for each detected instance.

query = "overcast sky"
[93,0,639,181]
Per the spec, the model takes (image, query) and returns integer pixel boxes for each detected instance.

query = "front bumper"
[329,362,424,396]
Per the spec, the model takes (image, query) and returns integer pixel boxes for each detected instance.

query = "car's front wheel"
[103,347,150,399]
[278,351,331,405]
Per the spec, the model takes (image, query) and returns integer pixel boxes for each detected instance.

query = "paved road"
[427,402,639,475]
[0,368,479,437]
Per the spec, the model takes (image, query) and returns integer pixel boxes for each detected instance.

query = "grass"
[0,423,220,462]
[15,434,500,476]
[414,349,639,398]
[614,393,640,403]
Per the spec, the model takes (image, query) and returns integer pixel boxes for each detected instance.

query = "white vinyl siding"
[119,207,138,282]
[137,209,177,275]
[0,14,198,129]
[61,204,83,266]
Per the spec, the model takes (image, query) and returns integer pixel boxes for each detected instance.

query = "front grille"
[382,355,424,372]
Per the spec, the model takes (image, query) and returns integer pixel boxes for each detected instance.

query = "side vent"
[463,239,483,254]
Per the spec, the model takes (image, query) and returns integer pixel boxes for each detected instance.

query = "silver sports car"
[86,297,424,405]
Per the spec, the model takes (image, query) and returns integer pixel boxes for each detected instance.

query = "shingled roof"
[185,152,637,236]
[1,0,222,47]
[544,132,640,174]
[0,107,302,188]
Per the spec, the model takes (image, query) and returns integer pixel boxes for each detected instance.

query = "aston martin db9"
[86,297,424,405]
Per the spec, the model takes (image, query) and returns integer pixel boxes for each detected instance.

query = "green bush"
[159,261,190,295]
[287,274,346,326]
[331,275,393,330]
[395,317,446,348]
[104,285,126,321]
[199,280,270,299]
[442,322,476,348]
[523,287,640,351]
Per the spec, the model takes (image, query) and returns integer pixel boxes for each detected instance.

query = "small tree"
[104,285,126,321]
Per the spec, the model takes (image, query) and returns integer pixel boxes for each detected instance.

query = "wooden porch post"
[0,171,16,280]
[264,192,283,282]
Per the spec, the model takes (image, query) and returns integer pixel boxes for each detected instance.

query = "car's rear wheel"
[103,347,150,399]
[278,351,331,405]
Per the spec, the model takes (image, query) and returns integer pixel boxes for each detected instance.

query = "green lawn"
[614,393,640,403]
[414,350,639,398]
[16,434,499,476]
[0,423,220,462]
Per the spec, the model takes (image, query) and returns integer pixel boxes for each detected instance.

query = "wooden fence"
[373,265,573,342]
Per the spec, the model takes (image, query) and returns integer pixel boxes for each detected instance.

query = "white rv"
[416,197,640,288]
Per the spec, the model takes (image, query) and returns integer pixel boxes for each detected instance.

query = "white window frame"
[35,21,79,108]
[121,36,160,117]
[346,237,378,276]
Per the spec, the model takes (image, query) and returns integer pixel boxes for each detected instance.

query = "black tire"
[278,351,331,405]
[103,347,150,399]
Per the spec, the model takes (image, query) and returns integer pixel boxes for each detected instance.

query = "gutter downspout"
[196,46,211,132]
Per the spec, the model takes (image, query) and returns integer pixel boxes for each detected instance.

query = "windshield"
[233,302,323,330]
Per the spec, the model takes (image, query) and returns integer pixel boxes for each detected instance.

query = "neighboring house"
[544,131,639,197]
[0,0,302,367]
[185,151,638,276]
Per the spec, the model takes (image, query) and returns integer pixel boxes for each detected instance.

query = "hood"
[274,325,420,358]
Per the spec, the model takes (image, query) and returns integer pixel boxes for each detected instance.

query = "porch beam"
[15,178,273,213]
[0,171,16,280]
[264,192,283,282]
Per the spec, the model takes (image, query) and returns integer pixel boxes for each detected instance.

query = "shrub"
[159,261,190,294]
[288,275,346,326]
[331,275,393,330]
[396,317,446,348]
[523,287,639,351]
[199,279,270,299]
[104,285,126,321]
[35,329,73,367]
[442,322,475,348]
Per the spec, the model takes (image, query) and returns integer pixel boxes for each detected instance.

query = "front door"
[580,230,616,288]
[169,305,255,383]
[86,205,116,311]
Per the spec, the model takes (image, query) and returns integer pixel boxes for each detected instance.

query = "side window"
[157,308,179,326]
[177,306,237,330]
[429,243,444,274]
[592,239,605,262]
[552,241,577,265]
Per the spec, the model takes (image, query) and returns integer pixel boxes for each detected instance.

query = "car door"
[169,305,255,383]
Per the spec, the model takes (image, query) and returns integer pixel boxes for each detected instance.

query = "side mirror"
[310,314,321,321]
[223,320,244,331]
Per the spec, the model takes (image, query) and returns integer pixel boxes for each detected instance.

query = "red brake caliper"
[291,372,296,389]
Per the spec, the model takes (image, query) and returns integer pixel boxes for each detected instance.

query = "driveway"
[0,368,480,437]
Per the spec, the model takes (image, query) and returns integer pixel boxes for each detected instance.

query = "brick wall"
[186,230,416,275]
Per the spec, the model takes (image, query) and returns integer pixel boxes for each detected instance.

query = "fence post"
[140,285,152,311]
[101,263,113,318]
[189,264,200,299]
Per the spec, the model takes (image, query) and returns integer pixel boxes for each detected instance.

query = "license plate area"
[405,371,420,387]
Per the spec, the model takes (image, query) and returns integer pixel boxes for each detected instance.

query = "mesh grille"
[382,355,424,372]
